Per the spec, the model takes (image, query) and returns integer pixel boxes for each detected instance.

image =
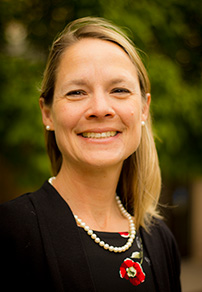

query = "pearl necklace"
[48,177,136,253]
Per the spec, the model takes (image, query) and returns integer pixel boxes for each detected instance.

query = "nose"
[85,91,115,119]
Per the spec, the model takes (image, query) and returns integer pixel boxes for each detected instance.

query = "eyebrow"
[59,79,89,94]
[63,77,134,87]
[63,79,89,86]
[106,77,136,89]
[109,78,129,85]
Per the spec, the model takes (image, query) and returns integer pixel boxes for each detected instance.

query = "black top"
[0,181,181,292]
[79,228,156,291]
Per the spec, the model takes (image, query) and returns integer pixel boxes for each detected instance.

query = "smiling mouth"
[81,131,118,139]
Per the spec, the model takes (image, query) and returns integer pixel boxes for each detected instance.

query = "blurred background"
[0,0,202,291]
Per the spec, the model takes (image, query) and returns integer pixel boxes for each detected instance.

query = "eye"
[111,88,131,95]
[65,90,87,100]
[66,90,87,97]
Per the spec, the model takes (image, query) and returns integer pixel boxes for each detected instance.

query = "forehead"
[67,38,128,57]
[56,38,139,86]
[61,38,136,68]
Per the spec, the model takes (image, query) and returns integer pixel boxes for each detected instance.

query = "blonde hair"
[40,17,162,231]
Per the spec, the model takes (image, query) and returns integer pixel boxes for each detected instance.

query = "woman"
[0,17,181,291]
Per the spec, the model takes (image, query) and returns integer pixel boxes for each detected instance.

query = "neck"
[52,161,127,232]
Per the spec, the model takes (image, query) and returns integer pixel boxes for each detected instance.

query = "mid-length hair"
[40,17,162,231]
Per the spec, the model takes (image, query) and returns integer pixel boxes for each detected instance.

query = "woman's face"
[40,38,150,170]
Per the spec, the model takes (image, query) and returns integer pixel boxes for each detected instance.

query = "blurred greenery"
[0,0,202,197]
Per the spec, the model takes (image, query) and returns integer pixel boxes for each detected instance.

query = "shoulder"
[0,193,35,223]
[0,181,52,219]
[0,194,38,245]
[0,182,59,261]
[153,219,180,253]
[0,184,58,290]
[150,218,176,242]
[0,181,71,239]
[141,218,181,271]
[0,182,50,239]
[143,218,180,254]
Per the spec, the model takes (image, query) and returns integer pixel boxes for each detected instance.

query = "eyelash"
[111,88,130,94]
[66,90,86,96]
[66,88,131,98]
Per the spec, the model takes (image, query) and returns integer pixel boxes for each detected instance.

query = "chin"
[81,154,126,169]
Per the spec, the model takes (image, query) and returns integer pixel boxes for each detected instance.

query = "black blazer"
[0,181,181,291]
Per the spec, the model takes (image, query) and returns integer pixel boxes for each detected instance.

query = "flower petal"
[119,232,129,238]
[123,258,134,267]
[131,251,141,259]
[119,259,146,286]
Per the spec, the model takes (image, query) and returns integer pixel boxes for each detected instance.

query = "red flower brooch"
[119,258,145,286]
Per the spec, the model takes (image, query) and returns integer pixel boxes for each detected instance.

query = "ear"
[39,98,54,130]
[141,93,151,122]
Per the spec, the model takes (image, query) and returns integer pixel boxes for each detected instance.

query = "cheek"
[120,103,142,150]
[120,101,142,127]
[52,104,78,131]
[51,107,79,156]
[127,115,142,154]
[130,110,141,125]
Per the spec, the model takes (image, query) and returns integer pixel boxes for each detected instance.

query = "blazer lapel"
[30,181,96,292]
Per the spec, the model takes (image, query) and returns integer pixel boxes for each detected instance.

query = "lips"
[81,131,118,139]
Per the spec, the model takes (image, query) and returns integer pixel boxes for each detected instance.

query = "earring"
[141,121,145,126]
[46,125,50,131]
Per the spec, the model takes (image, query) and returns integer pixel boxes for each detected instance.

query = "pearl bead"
[84,225,90,231]
[91,233,96,239]
[77,218,82,224]
[109,246,114,251]
[87,230,93,236]
[95,237,100,243]
[104,243,109,250]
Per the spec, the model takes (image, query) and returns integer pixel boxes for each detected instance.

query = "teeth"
[82,131,117,139]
